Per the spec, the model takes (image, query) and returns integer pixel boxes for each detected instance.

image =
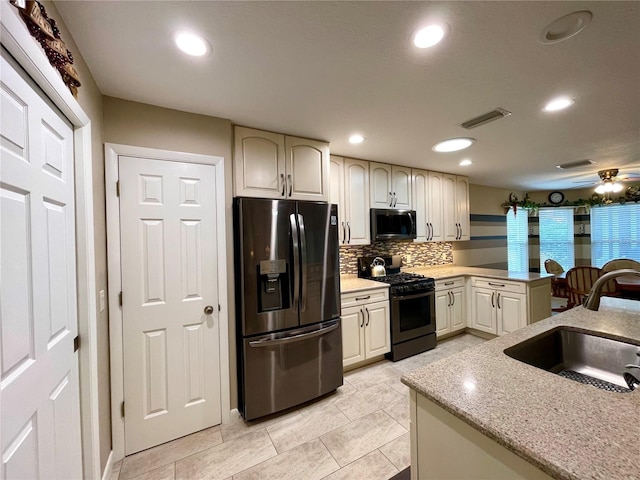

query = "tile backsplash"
[339,241,453,275]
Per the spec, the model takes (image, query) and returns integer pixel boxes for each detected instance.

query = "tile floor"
[110,333,486,480]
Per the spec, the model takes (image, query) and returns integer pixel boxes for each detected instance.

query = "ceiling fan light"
[612,182,623,193]
[594,184,606,194]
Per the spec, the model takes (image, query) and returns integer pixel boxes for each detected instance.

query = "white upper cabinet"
[234,126,329,201]
[330,156,370,245]
[442,174,469,241]
[370,162,411,209]
[343,158,370,245]
[456,176,470,241]
[412,169,445,242]
[329,155,345,241]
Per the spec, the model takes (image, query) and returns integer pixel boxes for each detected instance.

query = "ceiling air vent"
[556,159,595,169]
[460,108,511,129]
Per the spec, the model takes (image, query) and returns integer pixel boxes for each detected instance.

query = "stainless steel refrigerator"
[234,197,342,420]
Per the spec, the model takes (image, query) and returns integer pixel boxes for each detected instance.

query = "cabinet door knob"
[204,305,214,315]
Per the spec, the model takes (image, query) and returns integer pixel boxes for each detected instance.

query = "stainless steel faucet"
[583,269,640,311]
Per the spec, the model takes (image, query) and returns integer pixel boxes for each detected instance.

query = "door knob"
[204,305,214,315]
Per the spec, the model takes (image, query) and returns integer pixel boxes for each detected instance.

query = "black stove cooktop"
[357,257,435,292]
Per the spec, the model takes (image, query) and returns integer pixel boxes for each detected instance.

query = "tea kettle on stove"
[371,257,387,277]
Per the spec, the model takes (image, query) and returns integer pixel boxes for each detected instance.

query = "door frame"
[1,4,100,479]
[105,143,230,461]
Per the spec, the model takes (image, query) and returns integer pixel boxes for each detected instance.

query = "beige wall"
[103,97,237,413]
[453,184,523,268]
[41,1,111,473]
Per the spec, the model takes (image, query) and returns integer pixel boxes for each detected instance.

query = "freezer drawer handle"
[248,321,340,347]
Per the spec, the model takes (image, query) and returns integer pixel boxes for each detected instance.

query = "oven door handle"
[249,320,339,347]
[392,290,434,301]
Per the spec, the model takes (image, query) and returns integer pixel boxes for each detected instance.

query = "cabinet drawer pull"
[444,281,454,286]
[488,282,506,287]
[355,295,371,301]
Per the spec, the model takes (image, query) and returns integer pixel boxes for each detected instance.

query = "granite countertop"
[405,265,552,282]
[339,275,389,293]
[340,266,551,294]
[402,297,640,480]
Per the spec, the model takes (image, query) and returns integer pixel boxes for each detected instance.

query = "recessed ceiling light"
[349,134,365,144]
[459,159,473,166]
[174,31,211,57]
[413,24,448,48]
[539,11,593,45]
[543,97,575,112]
[432,137,475,153]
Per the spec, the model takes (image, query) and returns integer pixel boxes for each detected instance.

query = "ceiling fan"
[573,168,640,194]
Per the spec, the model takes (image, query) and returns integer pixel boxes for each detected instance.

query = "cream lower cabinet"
[470,278,528,335]
[341,289,390,368]
[435,277,466,337]
[410,390,554,480]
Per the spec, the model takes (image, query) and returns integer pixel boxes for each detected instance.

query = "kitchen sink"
[504,327,640,393]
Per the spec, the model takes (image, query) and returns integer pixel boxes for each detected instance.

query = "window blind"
[539,208,574,272]
[590,203,640,267]
[507,208,529,272]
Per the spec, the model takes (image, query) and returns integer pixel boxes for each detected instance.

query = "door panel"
[498,292,526,335]
[435,291,450,336]
[1,52,82,479]
[392,166,411,209]
[233,126,285,198]
[370,163,391,209]
[450,288,465,331]
[472,287,496,334]
[365,301,390,358]
[341,306,365,367]
[120,157,220,454]
[297,202,340,326]
[286,136,329,201]
[344,159,370,245]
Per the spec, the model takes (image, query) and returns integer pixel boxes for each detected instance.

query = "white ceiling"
[55,1,640,192]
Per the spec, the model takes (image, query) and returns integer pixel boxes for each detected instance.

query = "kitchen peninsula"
[402,297,640,480]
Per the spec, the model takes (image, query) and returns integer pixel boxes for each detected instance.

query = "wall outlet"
[99,290,105,312]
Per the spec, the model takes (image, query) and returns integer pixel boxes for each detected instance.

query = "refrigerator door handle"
[290,213,300,311]
[248,320,339,347]
[298,213,308,312]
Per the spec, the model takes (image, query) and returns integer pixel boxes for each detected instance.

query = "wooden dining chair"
[544,259,565,275]
[601,258,640,273]
[565,266,618,308]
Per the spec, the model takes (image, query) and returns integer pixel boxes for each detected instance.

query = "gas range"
[357,256,437,361]
[357,257,435,294]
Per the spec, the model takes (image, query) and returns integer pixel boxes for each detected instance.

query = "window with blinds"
[539,208,574,272]
[507,208,528,272]
[590,203,640,267]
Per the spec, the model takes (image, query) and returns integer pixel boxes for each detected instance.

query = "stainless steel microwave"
[370,209,417,241]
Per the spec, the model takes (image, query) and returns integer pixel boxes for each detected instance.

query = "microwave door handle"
[290,214,300,311]
[298,213,307,312]
[408,212,415,237]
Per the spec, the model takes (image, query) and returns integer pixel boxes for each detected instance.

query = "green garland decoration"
[501,192,639,214]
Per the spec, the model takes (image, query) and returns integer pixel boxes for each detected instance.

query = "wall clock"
[548,191,565,205]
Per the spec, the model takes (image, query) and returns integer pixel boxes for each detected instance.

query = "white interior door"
[119,156,221,454]
[1,53,82,479]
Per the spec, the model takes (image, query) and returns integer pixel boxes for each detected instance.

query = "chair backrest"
[544,259,564,274]
[601,258,640,273]
[565,266,616,307]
